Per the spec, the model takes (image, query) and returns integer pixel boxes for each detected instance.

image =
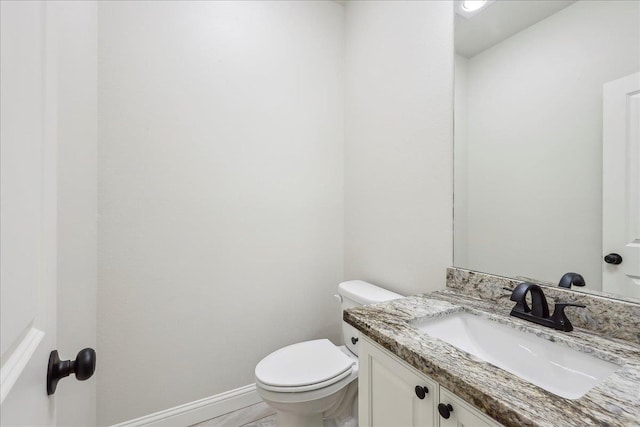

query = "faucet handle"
[551,302,586,332]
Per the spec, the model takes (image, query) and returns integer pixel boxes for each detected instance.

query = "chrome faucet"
[509,282,585,332]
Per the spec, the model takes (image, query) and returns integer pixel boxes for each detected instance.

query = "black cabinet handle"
[604,253,623,265]
[351,337,358,345]
[47,348,96,395]
[438,403,453,419]
[414,385,429,399]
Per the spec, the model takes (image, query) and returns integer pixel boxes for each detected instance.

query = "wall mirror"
[453,0,640,302]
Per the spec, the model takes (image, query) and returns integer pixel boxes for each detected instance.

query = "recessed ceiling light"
[461,0,487,12]
[455,0,494,19]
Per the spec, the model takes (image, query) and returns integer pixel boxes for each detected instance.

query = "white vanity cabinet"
[359,335,439,426]
[359,336,502,427]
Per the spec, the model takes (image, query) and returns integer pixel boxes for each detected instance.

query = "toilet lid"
[255,339,355,388]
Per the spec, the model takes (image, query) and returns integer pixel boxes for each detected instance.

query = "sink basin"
[413,311,620,399]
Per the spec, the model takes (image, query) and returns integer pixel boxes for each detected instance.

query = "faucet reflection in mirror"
[558,272,585,289]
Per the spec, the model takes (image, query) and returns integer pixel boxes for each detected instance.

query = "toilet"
[255,280,402,427]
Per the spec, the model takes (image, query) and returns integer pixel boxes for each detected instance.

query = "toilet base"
[262,381,358,427]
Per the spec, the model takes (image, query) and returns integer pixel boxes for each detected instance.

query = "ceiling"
[455,0,576,58]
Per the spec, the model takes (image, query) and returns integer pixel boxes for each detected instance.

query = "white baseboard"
[111,384,262,427]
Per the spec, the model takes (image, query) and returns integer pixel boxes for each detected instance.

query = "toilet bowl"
[256,341,358,427]
[255,281,402,427]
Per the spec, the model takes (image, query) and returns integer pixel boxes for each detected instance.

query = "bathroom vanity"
[359,335,500,427]
[345,269,640,427]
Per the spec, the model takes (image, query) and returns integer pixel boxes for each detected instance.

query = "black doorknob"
[351,337,358,345]
[47,348,96,395]
[438,403,454,419]
[604,253,623,265]
[415,385,429,399]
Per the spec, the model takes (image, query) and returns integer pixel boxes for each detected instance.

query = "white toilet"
[255,280,402,427]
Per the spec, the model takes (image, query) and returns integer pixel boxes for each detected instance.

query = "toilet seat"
[255,339,355,393]
[258,368,353,393]
[255,345,359,405]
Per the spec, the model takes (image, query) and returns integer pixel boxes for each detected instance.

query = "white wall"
[97,1,344,424]
[460,0,639,288]
[56,2,98,426]
[344,1,454,296]
[454,54,468,267]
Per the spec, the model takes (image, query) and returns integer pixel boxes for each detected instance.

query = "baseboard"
[111,384,262,427]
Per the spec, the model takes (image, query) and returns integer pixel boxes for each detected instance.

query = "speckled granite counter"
[344,290,640,426]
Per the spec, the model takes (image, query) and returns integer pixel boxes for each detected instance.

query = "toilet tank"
[337,280,403,356]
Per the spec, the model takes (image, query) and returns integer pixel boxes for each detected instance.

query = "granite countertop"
[344,289,640,427]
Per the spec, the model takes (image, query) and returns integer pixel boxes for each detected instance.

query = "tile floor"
[190,401,276,427]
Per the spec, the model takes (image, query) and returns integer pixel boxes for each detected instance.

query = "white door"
[1,1,58,424]
[603,72,640,298]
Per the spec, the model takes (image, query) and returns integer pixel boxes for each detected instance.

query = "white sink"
[413,311,620,399]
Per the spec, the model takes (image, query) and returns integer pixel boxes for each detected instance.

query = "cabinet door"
[438,387,501,427]
[360,337,438,427]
